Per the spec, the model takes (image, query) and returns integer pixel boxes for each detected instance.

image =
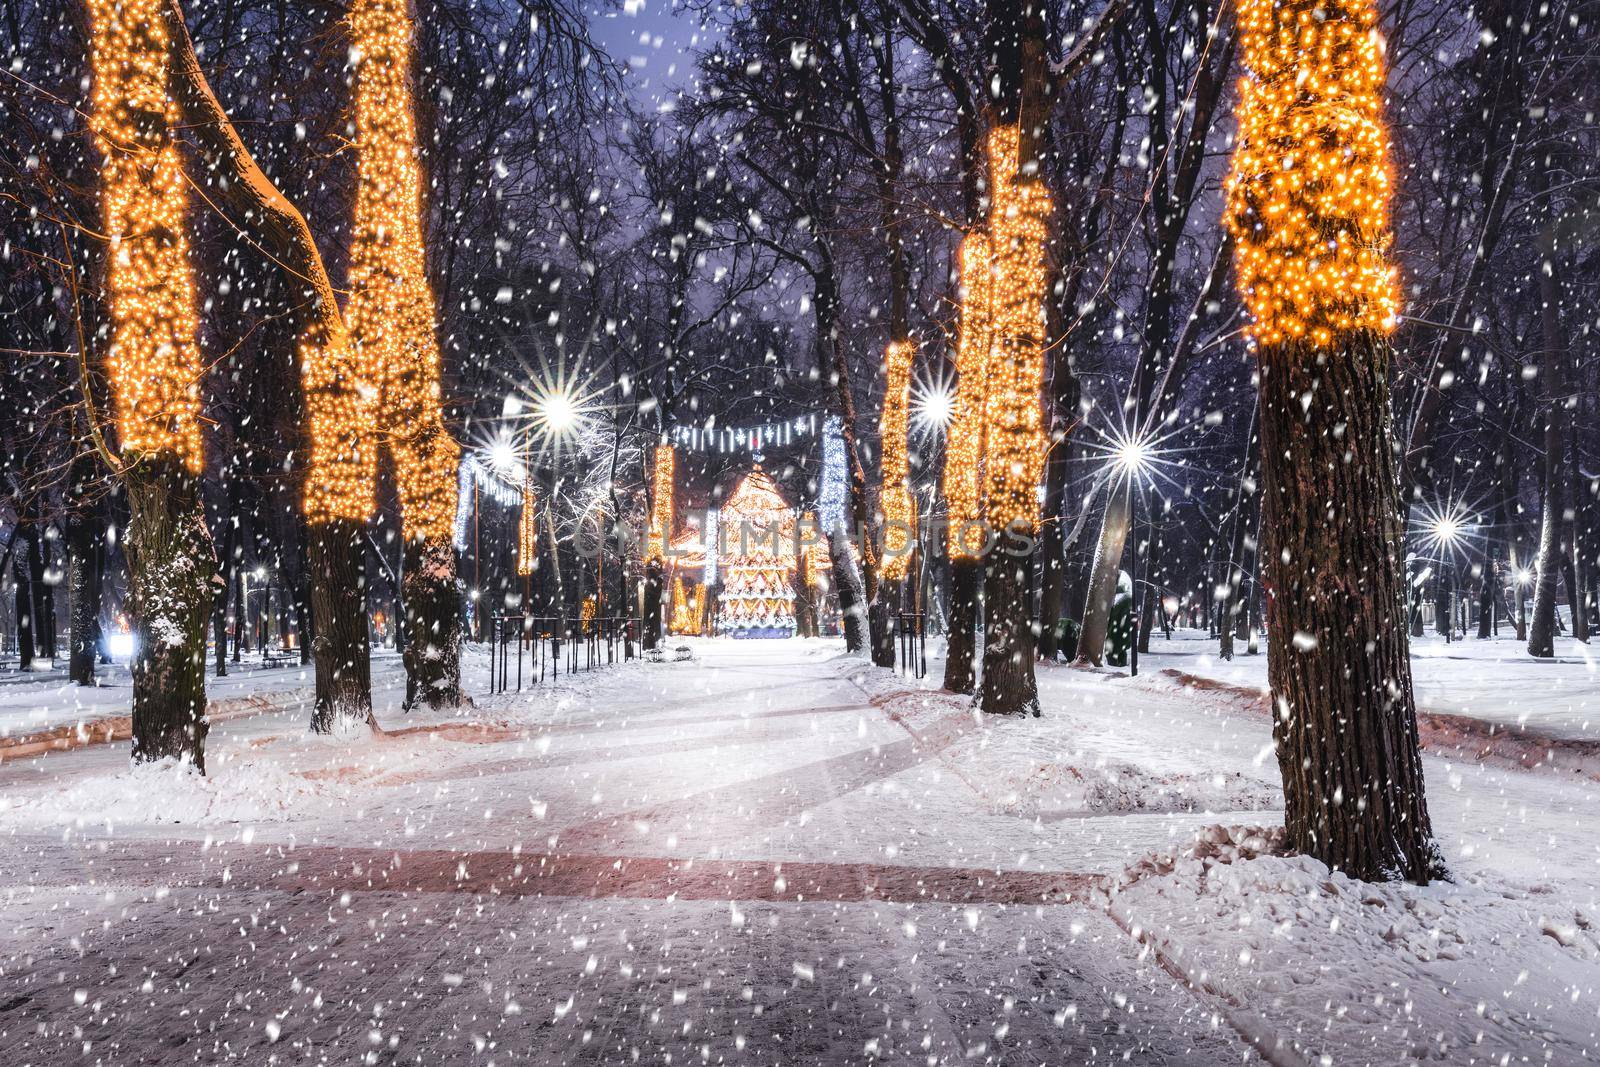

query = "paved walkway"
[0,643,1248,1064]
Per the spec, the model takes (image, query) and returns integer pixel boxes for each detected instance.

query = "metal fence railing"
[895,611,926,680]
[487,614,640,695]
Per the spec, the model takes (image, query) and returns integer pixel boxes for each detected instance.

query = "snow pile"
[1008,756,1280,818]
[2,753,350,827]
[1108,825,1600,1064]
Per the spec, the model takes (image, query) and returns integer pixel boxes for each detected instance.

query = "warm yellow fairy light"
[87,0,204,472]
[647,444,676,561]
[517,472,537,576]
[980,125,1052,533]
[943,230,994,559]
[300,300,375,523]
[1225,0,1400,349]
[879,339,917,580]
[347,0,459,542]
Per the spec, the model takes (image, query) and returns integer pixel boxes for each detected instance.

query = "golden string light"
[879,339,917,580]
[980,125,1052,533]
[517,472,537,576]
[942,229,994,559]
[87,0,204,472]
[647,444,676,561]
[347,0,459,543]
[1225,0,1400,348]
[301,317,376,523]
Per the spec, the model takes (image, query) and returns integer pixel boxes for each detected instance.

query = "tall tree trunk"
[1034,436,1071,662]
[67,499,104,686]
[166,4,375,701]
[1528,212,1570,658]
[309,519,374,732]
[1259,334,1440,883]
[125,459,216,771]
[642,557,663,651]
[943,556,980,692]
[401,536,461,709]
[213,478,236,678]
[980,542,1039,715]
[1076,483,1130,664]
[28,530,56,660]
[813,244,885,660]
[829,530,867,653]
[13,524,35,670]
[1219,422,1259,661]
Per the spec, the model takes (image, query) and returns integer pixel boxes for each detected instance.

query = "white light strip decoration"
[819,415,848,535]
[703,508,720,584]
[452,453,524,549]
[668,413,819,453]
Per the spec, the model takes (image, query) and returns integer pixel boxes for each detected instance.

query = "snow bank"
[1108,825,1600,1064]
[835,654,1280,817]
[1,752,350,827]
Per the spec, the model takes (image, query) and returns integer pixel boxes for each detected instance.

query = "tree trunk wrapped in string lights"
[301,243,376,734]
[157,0,377,734]
[878,339,917,584]
[643,443,675,649]
[1227,0,1440,883]
[940,230,993,693]
[517,473,538,577]
[347,0,462,709]
[978,123,1050,717]
[87,0,216,769]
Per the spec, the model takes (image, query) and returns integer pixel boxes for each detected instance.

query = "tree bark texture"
[309,518,374,733]
[125,458,216,772]
[1257,333,1441,884]
[12,524,35,669]
[979,543,1039,716]
[402,536,461,710]
[942,556,979,693]
[643,557,663,651]
[27,530,56,660]
[1076,482,1131,665]
[828,530,867,653]
[67,504,104,685]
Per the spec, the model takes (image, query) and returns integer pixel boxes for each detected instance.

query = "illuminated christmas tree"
[716,467,797,639]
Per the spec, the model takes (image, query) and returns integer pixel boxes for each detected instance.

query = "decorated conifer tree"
[716,467,798,638]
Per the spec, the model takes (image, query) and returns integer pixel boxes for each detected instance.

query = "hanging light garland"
[668,414,819,453]
[646,443,676,561]
[346,0,459,543]
[879,339,917,580]
[943,228,994,559]
[86,0,204,472]
[980,124,1052,534]
[1225,0,1400,349]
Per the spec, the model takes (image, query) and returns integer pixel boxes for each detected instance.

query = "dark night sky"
[585,0,721,112]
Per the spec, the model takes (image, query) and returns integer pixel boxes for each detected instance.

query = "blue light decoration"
[819,415,848,534]
[703,508,720,585]
[452,452,522,550]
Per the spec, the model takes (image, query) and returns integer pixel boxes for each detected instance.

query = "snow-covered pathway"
[0,642,1252,1064]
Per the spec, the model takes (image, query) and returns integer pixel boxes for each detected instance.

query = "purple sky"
[586,1,722,112]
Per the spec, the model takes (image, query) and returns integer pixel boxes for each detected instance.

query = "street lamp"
[1114,433,1154,677]
[1428,512,1466,642]
[911,378,955,435]
[1514,566,1533,642]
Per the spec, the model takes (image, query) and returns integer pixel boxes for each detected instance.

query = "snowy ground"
[0,636,1596,1064]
